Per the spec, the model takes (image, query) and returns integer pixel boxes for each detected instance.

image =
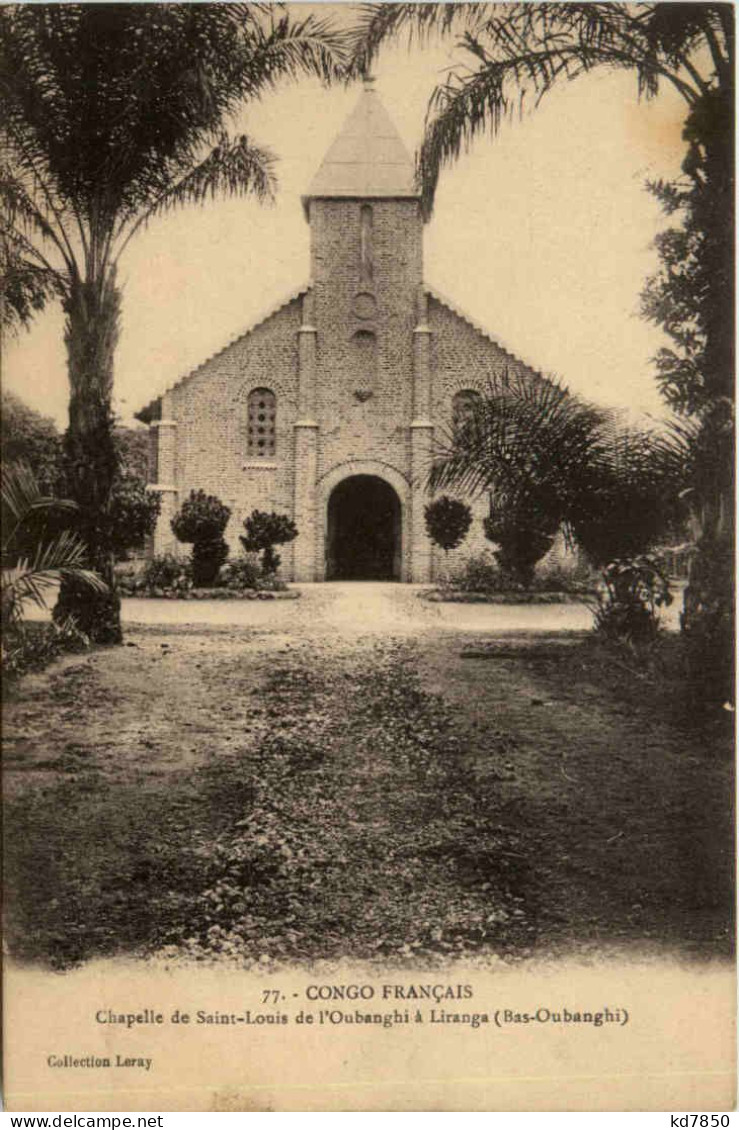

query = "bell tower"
[295,81,433,582]
[301,78,423,314]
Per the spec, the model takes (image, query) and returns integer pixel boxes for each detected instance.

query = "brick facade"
[140,91,546,583]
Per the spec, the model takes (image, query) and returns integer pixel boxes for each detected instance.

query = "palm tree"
[429,373,606,583]
[567,415,695,567]
[350,3,732,444]
[428,373,692,584]
[351,4,731,210]
[1,4,349,640]
[353,3,733,693]
[2,461,106,632]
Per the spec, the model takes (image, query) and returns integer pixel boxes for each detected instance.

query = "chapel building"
[138,84,544,582]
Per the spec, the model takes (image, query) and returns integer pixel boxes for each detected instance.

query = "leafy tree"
[1,392,159,560]
[171,490,231,586]
[641,181,705,417]
[639,166,733,704]
[1,391,62,491]
[109,473,161,560]
[241,510,298,576]
[424,496,472,555]
[114,426,150,482]
[1,4,348,640]
[640,172,733,542]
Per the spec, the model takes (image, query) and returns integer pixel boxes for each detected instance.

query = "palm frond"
[1,460,75,526]
[1,462,106,627]
[247,10,352,88]
[117,133,277,255]
[0,243,62,333]
[1,460,78,569]
[348,2,489,79]
[428,371,606,508]
[2,528,106,627]
[350,1,720,213]
[2,4,352,284]
[0,165,67,255]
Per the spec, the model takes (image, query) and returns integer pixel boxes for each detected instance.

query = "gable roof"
[302,83,418,216]
[425,286,548,382]
[135,284,310,424]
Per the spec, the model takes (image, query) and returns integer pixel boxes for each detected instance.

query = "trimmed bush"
[483,510,556,589]
[171,490,230,586]
[240,510,298,576]
[424,496,472,555]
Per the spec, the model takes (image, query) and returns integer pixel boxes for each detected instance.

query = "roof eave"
[302,192,422,222]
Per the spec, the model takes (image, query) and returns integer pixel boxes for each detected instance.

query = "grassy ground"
[3,621,733,969]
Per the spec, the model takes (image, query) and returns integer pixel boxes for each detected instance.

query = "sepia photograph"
[1,0,735,1113]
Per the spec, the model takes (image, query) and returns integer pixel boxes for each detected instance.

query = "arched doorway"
[326,475,401,580]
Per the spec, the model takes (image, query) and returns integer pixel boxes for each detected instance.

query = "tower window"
[352,329,377,390]
[359,204,374,289]
[452,389,481,433]
[247,387,276,457]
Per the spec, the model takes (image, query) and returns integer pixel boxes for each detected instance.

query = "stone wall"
[308,199,421,483]
[425,292,542,578]
[147,203,548,584]
[151,293,304,565]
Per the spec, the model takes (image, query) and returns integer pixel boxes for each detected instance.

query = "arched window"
[453,389,481,433]
[247,388,276,457]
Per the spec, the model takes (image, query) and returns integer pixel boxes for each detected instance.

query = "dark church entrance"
[326,475,401,580]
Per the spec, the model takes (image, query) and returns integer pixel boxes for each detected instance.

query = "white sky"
[2,10,687,430]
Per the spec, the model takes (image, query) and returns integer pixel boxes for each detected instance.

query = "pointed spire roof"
[303,82,419,214]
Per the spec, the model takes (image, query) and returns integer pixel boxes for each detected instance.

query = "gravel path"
[121,582,596,634]
[28,579,684,633]
[6,580,726,970]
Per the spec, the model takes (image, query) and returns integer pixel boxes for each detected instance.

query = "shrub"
[171,490,230,586]
[140,553,192,594]
[424,496,472,554]
[591,556,672,648]
[114,561,144,595]
[240,510,298,576]
[254,574,288,593]
[2,617,90,683]
[219,556,261,591]
[109,473,161,559]
[2,398,161,569]
[454,552,507,594]
[536,556,597,593]
[52,583,121,642]
[446,551,596,596]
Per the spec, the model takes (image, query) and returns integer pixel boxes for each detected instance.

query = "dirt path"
[3,585,732,968]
